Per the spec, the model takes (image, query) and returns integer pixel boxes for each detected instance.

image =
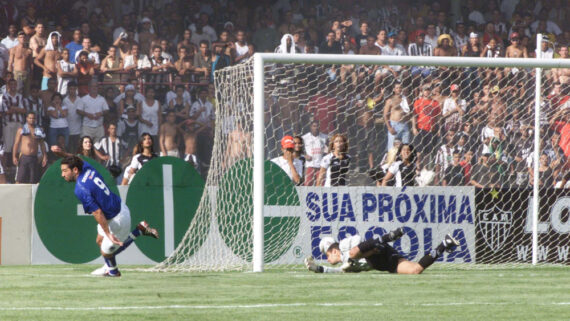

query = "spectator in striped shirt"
[96,123,124,181]
[2,79,26,158]
[408,30,433,78]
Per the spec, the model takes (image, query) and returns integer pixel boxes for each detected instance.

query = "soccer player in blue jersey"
[60,155,159,277]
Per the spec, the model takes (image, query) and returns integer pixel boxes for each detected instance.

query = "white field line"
[0,302,569,311]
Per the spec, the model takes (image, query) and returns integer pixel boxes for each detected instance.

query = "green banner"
[127,157,206,262]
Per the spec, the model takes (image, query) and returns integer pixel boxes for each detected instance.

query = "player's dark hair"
[326,242,340,254]
[61,155,84,172]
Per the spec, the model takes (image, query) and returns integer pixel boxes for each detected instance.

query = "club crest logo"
[478,205,513,252]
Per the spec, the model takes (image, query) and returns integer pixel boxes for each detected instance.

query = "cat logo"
[478,205,513,252]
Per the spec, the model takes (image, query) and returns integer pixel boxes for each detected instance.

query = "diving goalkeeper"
[305,228,459,274]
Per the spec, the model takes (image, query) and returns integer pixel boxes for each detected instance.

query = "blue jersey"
[74,163,121,220]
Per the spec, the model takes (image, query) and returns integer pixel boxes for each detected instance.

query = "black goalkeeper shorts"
[357,238,403,273]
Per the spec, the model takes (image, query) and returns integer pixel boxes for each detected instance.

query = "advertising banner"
[475,188,570,264]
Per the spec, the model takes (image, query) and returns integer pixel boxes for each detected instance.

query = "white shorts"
[97,202,132,255]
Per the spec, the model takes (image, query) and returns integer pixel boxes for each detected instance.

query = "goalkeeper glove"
[304,256,324,273]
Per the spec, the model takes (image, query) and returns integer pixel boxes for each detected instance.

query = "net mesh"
[154,56,570,272]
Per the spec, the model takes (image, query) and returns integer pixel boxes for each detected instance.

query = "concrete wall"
[0,185,33,265]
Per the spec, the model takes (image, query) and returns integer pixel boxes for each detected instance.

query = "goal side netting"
[154,51,570,272]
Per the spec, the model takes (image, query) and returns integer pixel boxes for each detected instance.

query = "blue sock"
[104,256,119,275]
[113,228,141,256]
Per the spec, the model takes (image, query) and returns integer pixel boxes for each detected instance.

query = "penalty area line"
[1,301,568,311]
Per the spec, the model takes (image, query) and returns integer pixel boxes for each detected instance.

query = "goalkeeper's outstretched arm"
[304,256,352,273]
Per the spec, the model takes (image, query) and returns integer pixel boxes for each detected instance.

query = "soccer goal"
[155,35,570,272]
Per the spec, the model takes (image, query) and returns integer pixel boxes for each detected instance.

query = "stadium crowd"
[0,0,568,188]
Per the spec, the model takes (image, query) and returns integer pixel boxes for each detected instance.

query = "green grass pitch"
[0,265,568,320]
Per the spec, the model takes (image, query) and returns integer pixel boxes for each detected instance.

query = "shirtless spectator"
[2,79,27,160]
[359,34,381,55]
[75,51,95,96]
[434,34,457,56]
[174,46,194,82]
[222,120,251,170]
[34,31,62,90]
[29,23,46,61]
[159,111,182,157]
[384,82,412,151]
[488,86,506,126]
[8,32,33,96]
[137,17,156,57]
[177,29,198,57]
[505,33,528,58]
[12,112,47,183]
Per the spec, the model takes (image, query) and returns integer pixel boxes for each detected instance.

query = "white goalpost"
[155,34,570,272]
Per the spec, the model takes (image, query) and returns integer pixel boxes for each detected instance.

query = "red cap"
[450,84,459,91]
[510,32,520,40]
[281,135,295,149]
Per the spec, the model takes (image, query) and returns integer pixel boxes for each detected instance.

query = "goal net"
[155,50,570,272]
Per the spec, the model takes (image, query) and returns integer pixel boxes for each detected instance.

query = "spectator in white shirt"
[77,82,108,142]
[189,87,215,164]
[1,24,19,49]
[442,84,467,132]
[123,43,151,77]
[302,121,328,186]
[63,82,84,153]
[536,36,554,59]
